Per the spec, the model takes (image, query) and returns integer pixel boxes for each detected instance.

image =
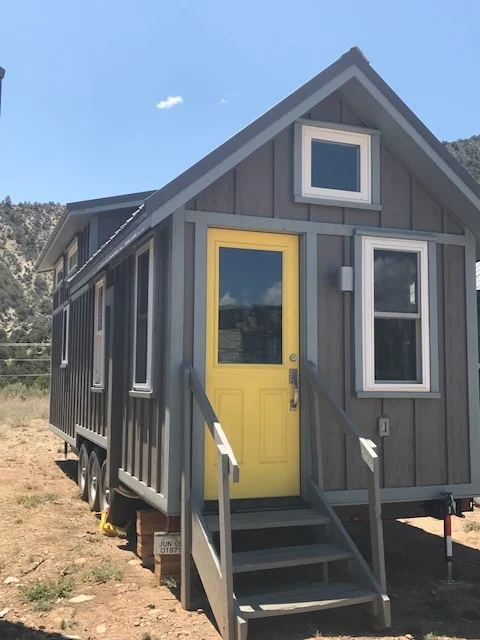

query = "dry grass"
[0,393,49,426]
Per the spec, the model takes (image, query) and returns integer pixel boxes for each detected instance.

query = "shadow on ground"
[54,459,77,483]
[0,620,75,640]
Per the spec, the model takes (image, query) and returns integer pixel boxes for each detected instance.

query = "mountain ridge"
[0,133,479,385]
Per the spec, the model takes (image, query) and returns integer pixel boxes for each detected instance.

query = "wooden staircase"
[181,362,391,640]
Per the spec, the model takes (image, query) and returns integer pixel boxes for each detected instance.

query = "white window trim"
[301,124,372,203]
[54,259,64,288]
[362,236,430,392]
[67,238,78,275]
[61,304,70,366]
[93,276,106,388]
[132,239,154,391]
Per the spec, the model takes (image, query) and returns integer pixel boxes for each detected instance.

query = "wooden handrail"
[181,363,237,640]
[302,359,386,592]
[188,365,240,483]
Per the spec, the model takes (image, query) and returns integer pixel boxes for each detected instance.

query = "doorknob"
[289,368,299,411]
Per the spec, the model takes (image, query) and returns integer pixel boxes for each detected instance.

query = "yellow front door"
[205,228,300,500]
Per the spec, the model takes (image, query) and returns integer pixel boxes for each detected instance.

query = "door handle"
[289,368,299,411]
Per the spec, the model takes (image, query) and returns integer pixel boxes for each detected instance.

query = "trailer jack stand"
[64,441,68,460]
[439,493,459,586]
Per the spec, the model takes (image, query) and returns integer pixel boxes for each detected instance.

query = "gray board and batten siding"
[182,88,479,508]
[45,49,480,515]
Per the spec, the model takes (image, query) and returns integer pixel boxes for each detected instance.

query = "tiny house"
[37,48,480,639]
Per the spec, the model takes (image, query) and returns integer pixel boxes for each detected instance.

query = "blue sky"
[1,0,479,204]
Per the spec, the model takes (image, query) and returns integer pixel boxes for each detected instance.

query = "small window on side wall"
[61,304,70,366]
[67,239,78,275]
[133,239,154,391]
[295,122,380,207]
[93,277,105,387]
[54,259,64,288]
[359,236,433,394]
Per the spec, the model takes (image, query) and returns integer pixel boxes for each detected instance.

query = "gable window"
[61,304,70,366]
[294,121,380,208]
[93,277,105,387]
[67,239,78,275]
[360,236,431,393]
[54,259,64,288]
[133,239,154,390]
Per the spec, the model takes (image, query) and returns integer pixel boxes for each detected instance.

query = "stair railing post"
[181,365,192,609]
[217,447,235,640]
[366,457,387,592]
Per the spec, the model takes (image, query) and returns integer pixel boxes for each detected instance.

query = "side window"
[67,239,78,275]
[61,304,70,366]
[358,235,433,394]
[133,239,154,390]
[55,259,64,288]
[93,277,105,387]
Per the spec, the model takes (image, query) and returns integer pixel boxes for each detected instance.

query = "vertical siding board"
[273,126,309,220]
[196,170,235,214]
[316,234,346,490]
[305,92,342,123]
[183,223,195,363]
[444,210,464,234]
[383,399,415,487]
[381,148,412,230]
[309,204,344,224]
[415,245,447,485]
[344,228,383,490]
[412,181,442,232]
[444,244,470,484]
[235,142,274,217]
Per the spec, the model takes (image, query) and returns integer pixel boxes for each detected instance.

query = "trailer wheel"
[99,460,110,512]
[87,450,102,511]
[77,444,89,501]
[474,497,480,508]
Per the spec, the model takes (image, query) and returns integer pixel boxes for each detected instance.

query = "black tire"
[87,450,102,511]
[77,444,89,501]
[474,497,480,508]
[99,460,110,512]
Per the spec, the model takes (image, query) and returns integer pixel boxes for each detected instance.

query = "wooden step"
[232,543,352,573]
[204,508,329,533]
[236,581,377,619]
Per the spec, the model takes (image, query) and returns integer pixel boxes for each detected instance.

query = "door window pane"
[311,139,360,192]
[374,318,417,381]
[218,247,282,364]
[374,250,418,313]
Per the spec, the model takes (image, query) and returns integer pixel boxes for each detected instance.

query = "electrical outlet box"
[378,417,390,437]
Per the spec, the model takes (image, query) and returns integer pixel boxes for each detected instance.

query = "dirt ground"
[1,402,480,640]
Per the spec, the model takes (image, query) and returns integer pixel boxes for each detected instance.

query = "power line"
[0,343,51,347]
[0,358,50,362]
[0,373,50,378]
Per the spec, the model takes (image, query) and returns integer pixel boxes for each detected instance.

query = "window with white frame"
[67,239,78,275]
[298,123,375,205]
[361,236,430,392]
[61,304,70,366]
[93,277,105,387]
[133,239,154,390]
[54,259,64,288]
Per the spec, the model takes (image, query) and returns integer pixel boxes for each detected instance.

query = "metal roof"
[36,189,156,272]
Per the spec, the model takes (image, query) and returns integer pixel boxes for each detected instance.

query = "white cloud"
[219,292,237,307]
[219,97,228,105]
[261,281,282,306]
[156,95,184,110]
